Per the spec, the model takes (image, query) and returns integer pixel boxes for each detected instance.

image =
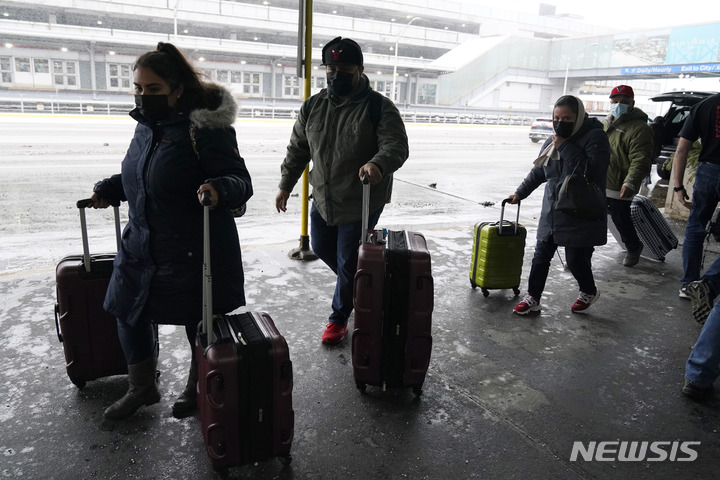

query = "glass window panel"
[54,75,64,84]
[67,76,76,86]
[15,58,31,72]
[110,78,118,87]
[34,59,49,73]
[2,72,12,82]
[53,61,63,73]
[217,70,229,82]
[231,71,242,83]
[65,62,75,74]
[109,65,118,76]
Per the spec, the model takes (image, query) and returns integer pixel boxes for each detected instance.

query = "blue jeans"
[685,301,720,388]
[310,202,383,326]
[682,162,720,286]
[608,197,642,252]
[527,238,596,300]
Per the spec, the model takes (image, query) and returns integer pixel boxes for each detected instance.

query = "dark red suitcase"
[54,199,127,388]
[352,176,434,395]
[196,194,293,471]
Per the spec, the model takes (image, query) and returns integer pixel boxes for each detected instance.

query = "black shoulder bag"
[554,160,605,221]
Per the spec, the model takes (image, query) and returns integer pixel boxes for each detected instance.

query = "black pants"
[527,238,596,300]
[608,197,643,253]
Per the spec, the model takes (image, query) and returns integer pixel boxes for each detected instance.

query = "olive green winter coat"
[603,107,654,196]
[279,75,409,226]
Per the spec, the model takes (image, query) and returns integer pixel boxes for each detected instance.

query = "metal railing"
[0,97,537,126]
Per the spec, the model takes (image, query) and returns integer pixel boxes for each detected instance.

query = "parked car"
[528,118,553,143]
[649,91,717,179]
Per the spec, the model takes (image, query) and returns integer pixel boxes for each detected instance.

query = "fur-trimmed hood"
[190,84,238,129]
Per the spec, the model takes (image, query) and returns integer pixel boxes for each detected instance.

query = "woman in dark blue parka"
[508,95,610,316]
[91,43,252,421]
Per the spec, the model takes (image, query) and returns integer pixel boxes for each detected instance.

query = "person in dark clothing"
[673,93,720,323]
[508,95,610,315]
[275,37,409,344]
[90,42,252,421]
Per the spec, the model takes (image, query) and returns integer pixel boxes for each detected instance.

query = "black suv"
[649,91,717,179]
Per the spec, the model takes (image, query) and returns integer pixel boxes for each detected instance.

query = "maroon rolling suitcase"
[54,199,127,388]
[196,194,293,471]
[352,176,434,396]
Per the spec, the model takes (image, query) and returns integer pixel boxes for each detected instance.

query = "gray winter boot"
[103,356,161,420]
[171,357,198,419]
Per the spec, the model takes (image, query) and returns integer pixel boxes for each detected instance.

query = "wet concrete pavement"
[3,197,720,480]
[1,118,719,479]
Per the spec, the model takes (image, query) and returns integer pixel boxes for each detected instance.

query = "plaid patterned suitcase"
[630,195,678,261]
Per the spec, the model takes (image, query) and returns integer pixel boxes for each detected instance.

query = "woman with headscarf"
[507,95,610,315]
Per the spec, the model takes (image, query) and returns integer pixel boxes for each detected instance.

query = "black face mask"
[326,71,355,97]
[134,94,172,122]
[553,120,574,138]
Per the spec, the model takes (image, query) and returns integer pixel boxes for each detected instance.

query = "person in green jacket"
[603,85,653,267]
[275,37,409,344]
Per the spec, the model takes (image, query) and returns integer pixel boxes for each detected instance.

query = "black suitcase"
[196,193,294,471]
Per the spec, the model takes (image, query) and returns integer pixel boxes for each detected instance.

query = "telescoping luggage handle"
[76,198,121,273]
[499,198,520,236]
[201,191,215,345]
[361,174,372,244]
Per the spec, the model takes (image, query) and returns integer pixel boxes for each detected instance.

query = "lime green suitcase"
[470,200,526,297]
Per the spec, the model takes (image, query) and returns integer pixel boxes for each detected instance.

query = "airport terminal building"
[0,0,719,117]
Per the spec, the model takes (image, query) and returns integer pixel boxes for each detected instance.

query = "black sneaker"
[687,280,714,325]
[679,284,690,300]
[681,380,714,401]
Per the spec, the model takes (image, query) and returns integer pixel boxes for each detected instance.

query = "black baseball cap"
[321,37,364,66]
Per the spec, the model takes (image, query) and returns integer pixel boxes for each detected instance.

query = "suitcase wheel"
[279,454,293,466]
[356,381,367,394]
[412,386,423,397]
[71,378,87,389]
[481,288,489,297]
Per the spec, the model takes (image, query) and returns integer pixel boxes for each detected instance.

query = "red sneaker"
[571,289,600,313]
[321,323,348,344]
[513,294,540,315]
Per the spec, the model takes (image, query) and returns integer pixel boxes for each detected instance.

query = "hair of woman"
[133,42,216,111]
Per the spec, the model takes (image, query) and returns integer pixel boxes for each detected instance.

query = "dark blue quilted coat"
[93,86,252,327]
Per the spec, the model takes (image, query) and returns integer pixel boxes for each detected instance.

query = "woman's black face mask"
[326,71,355,97]
[134,94,172,121]
[553,120,574,138]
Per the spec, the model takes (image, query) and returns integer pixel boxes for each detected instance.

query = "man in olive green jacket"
[604,85,654,267]
[275,37,409,344]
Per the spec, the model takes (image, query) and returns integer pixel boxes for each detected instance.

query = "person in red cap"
[275,36,409,344]
[603,84,654,267]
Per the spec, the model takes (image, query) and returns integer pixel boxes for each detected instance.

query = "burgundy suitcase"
[196,194,293,471]
[352,176,434,396]
[54,199,127,388]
